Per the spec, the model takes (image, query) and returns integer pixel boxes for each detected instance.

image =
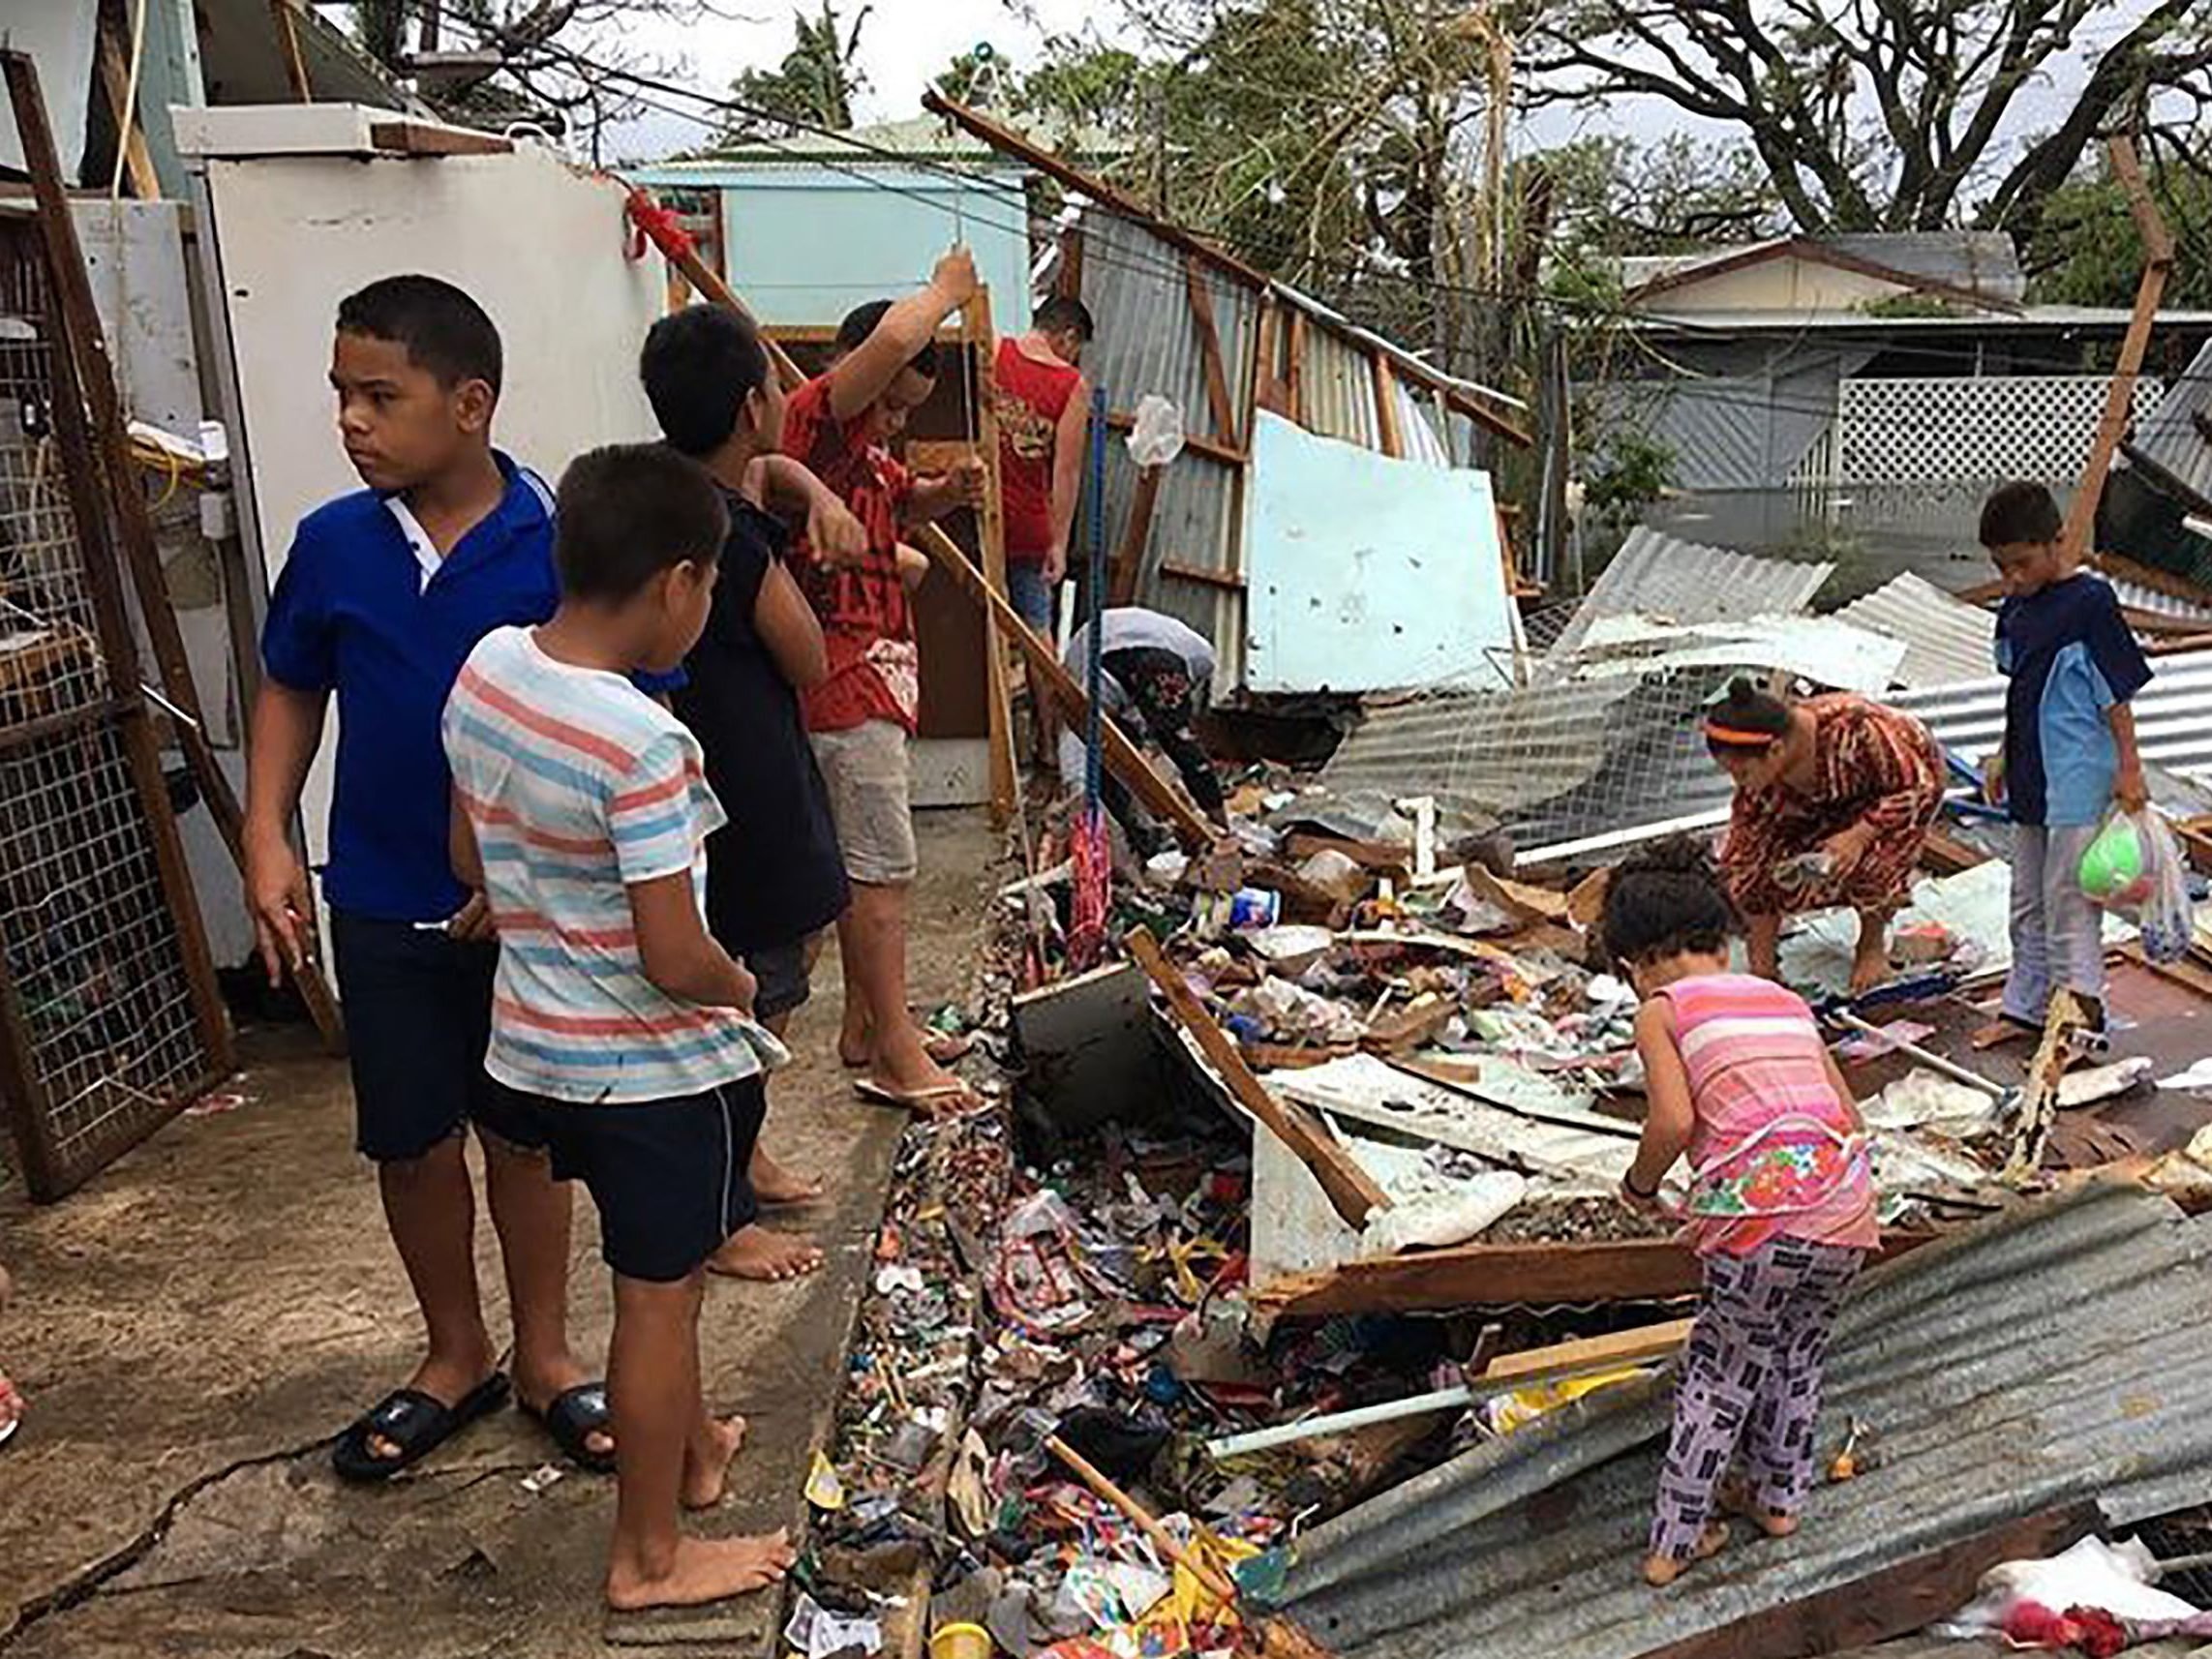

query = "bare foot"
[1644,1523,1729,1586]
[682,1414,747,1510]
[750,1146,826,1207]
[1719,1483,1799,1538]
[605,1528,796,1612]
[709,1224,827,1282]
[1971,1016,2035,1051]
[1848,943,1890,995]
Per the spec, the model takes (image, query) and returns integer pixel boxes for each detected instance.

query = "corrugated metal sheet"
[1261,1186,2212,1659]
[1547,528,1834,661]
[1825,230,2026,302]
[2134,339,2212,511]
[1892,644,2212,789]
[1832,571,1997,688]
[2112,571,2212,621]
[1301,324,1381,451]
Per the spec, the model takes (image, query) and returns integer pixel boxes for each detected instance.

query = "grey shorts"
[810,719,918,886]
[745,936,816,1022]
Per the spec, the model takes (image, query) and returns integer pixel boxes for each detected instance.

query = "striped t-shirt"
[441,624,761,1103]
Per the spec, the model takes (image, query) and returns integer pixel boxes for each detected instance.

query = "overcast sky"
[602,1,1114,157]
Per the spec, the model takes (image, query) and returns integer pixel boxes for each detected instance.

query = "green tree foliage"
[727,4,872,136]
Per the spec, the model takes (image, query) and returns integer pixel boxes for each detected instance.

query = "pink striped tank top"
[1656,973,1880,1257]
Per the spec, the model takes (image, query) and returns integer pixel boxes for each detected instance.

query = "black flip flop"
[332,1372,510,1484]
[522,1381,616,1474]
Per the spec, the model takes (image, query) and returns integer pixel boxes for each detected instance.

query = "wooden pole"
[960,289,1018,828]
[2061,135,2173,561]
[96,4,161,200]
[4,50,344,1053]
[1108,465,1164,605]
[269,0,314,102]
[641,214,1212,850]
[1128,926,1390,1226]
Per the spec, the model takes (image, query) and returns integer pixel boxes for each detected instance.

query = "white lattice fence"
[1837,375,2164,486]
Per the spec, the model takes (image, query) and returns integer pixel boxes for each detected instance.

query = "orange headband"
[1704,721,1779,748]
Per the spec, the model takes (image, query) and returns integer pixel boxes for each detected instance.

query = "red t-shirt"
[781,374,919,734]
[994,340,1082,564]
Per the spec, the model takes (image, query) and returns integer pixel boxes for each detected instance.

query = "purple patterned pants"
[1649,1235,1866,1561]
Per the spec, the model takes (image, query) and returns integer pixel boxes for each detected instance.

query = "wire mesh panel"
[0,210,223,1197]
[0,721,207,1175]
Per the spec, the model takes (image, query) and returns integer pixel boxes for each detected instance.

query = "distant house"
[1597,231,2212,592]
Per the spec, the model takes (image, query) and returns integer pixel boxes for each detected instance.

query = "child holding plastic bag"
[1976,481,2154,1043]
[1604,839,1878,1587]
[2079,806,2197,964]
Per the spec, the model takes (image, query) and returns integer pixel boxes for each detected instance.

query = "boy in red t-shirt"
[994,295,1093,767]
[782,247,984,1112]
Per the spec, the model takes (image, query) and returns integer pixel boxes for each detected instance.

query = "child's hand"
[1821,821,1875,877]
[949,455,988,507]
[449,890,495,943]
[895,542,930,590]
[1620,1174,1662,1213]
[932,246,980,307]
[2114,761,2149,814]
[1982,752,2007,805]
[1044,538,1068,584]
[807,489,869,568]
[732,960,758,1015]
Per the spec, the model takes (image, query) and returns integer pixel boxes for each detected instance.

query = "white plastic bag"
[1932,1534,2198,1639]
[1125,394,1187,468]
[2079,807,2194,965]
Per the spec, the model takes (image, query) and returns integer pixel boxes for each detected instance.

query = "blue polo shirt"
[1996,573,2153,829]
[262,452,678,923]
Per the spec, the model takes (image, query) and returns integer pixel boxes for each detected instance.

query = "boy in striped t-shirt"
[442,444,795,1612]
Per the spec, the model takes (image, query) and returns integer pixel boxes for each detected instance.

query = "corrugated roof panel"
[2134,339,2212,511]
[1547,528,1834,661]
[1300,325,1379,451]
[1831,571,1997,688]
[1263,1187,2212,1659]
[1893,645,2212,789]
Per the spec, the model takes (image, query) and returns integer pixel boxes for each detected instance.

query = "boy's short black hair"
[1036,295,1096,341]
[1599,836,1739,967]
[1979,479,2062,548]
[640,305,772,458]
[555,444,728,602]
[337,274,502,395]
[835,299,940,378]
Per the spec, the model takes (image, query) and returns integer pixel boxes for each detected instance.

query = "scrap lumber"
[267,0,313,101]
[1128,926,1390,1228]
[1250,1229,1937,1319]
[2060,135,2173,562]
[640,215,1214,851]
[366,121,513,157]
[1183,255,1240,447]
[1638,1503,2100,1659]
[1108,463,1164,605]
[96,6,160,199]
[1477,1317,1693,1386]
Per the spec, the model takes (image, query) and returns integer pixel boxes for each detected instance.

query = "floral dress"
[1720,694,1946,918]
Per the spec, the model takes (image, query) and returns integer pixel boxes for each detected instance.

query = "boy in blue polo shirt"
[1976,479,2153,1045]
[244,275,615,1481]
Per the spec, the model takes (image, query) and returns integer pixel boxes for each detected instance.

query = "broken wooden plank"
[1476,1316,1693,1385]
[1461,864,1572,929]
[1370,353,1403,458]
[1638,1503,2101,1659]
[1358,993,1453,1056]
[1129,926,1390,1228]
[97,7,161,199]
[1109,464,1165,605]
[1157,558,1246,592]
[960,289,1018,830]
[1283,309,1307,426]
[367,121,513,157]
[1251,1228,1937,1318]
[268,0,313,101]
[1103,408,1245,467]
[1183,254,1239,447]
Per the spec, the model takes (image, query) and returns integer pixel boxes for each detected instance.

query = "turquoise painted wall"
[631,165,1034,333]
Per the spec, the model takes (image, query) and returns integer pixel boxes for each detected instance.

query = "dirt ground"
[0,809,1004,1659]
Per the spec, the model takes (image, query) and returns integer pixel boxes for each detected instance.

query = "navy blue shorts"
[745,935,816,1023]
[329,910,545,1163]
[530,1077,768,1282]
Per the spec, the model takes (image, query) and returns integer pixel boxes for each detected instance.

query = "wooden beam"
[1253,296,1283,417]
[2061,135,2172,562]
[1639,1505,2101,1659]
[96,8,161,199]
[961,289,1018,830]
[1183,255,1239,447]
[1251,1228,1937,1318]
[1370,353,1403,458]
[1476,1317,1692,1385]
[636,202,1213,851]
[1283,308,1307,426]
[268,0,313,102]
[1157,558,1247,592]
[367,121,513,157]
[1103,408,1245,467]
[1109,465,1165,605]
[1129,927,1389,1227]
[1055,223,1084,300]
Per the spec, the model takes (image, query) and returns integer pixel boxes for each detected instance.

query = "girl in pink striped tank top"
[1602,838,1878,1588]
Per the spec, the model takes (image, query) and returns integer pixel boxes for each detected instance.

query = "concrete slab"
[0,810,1003,1657]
